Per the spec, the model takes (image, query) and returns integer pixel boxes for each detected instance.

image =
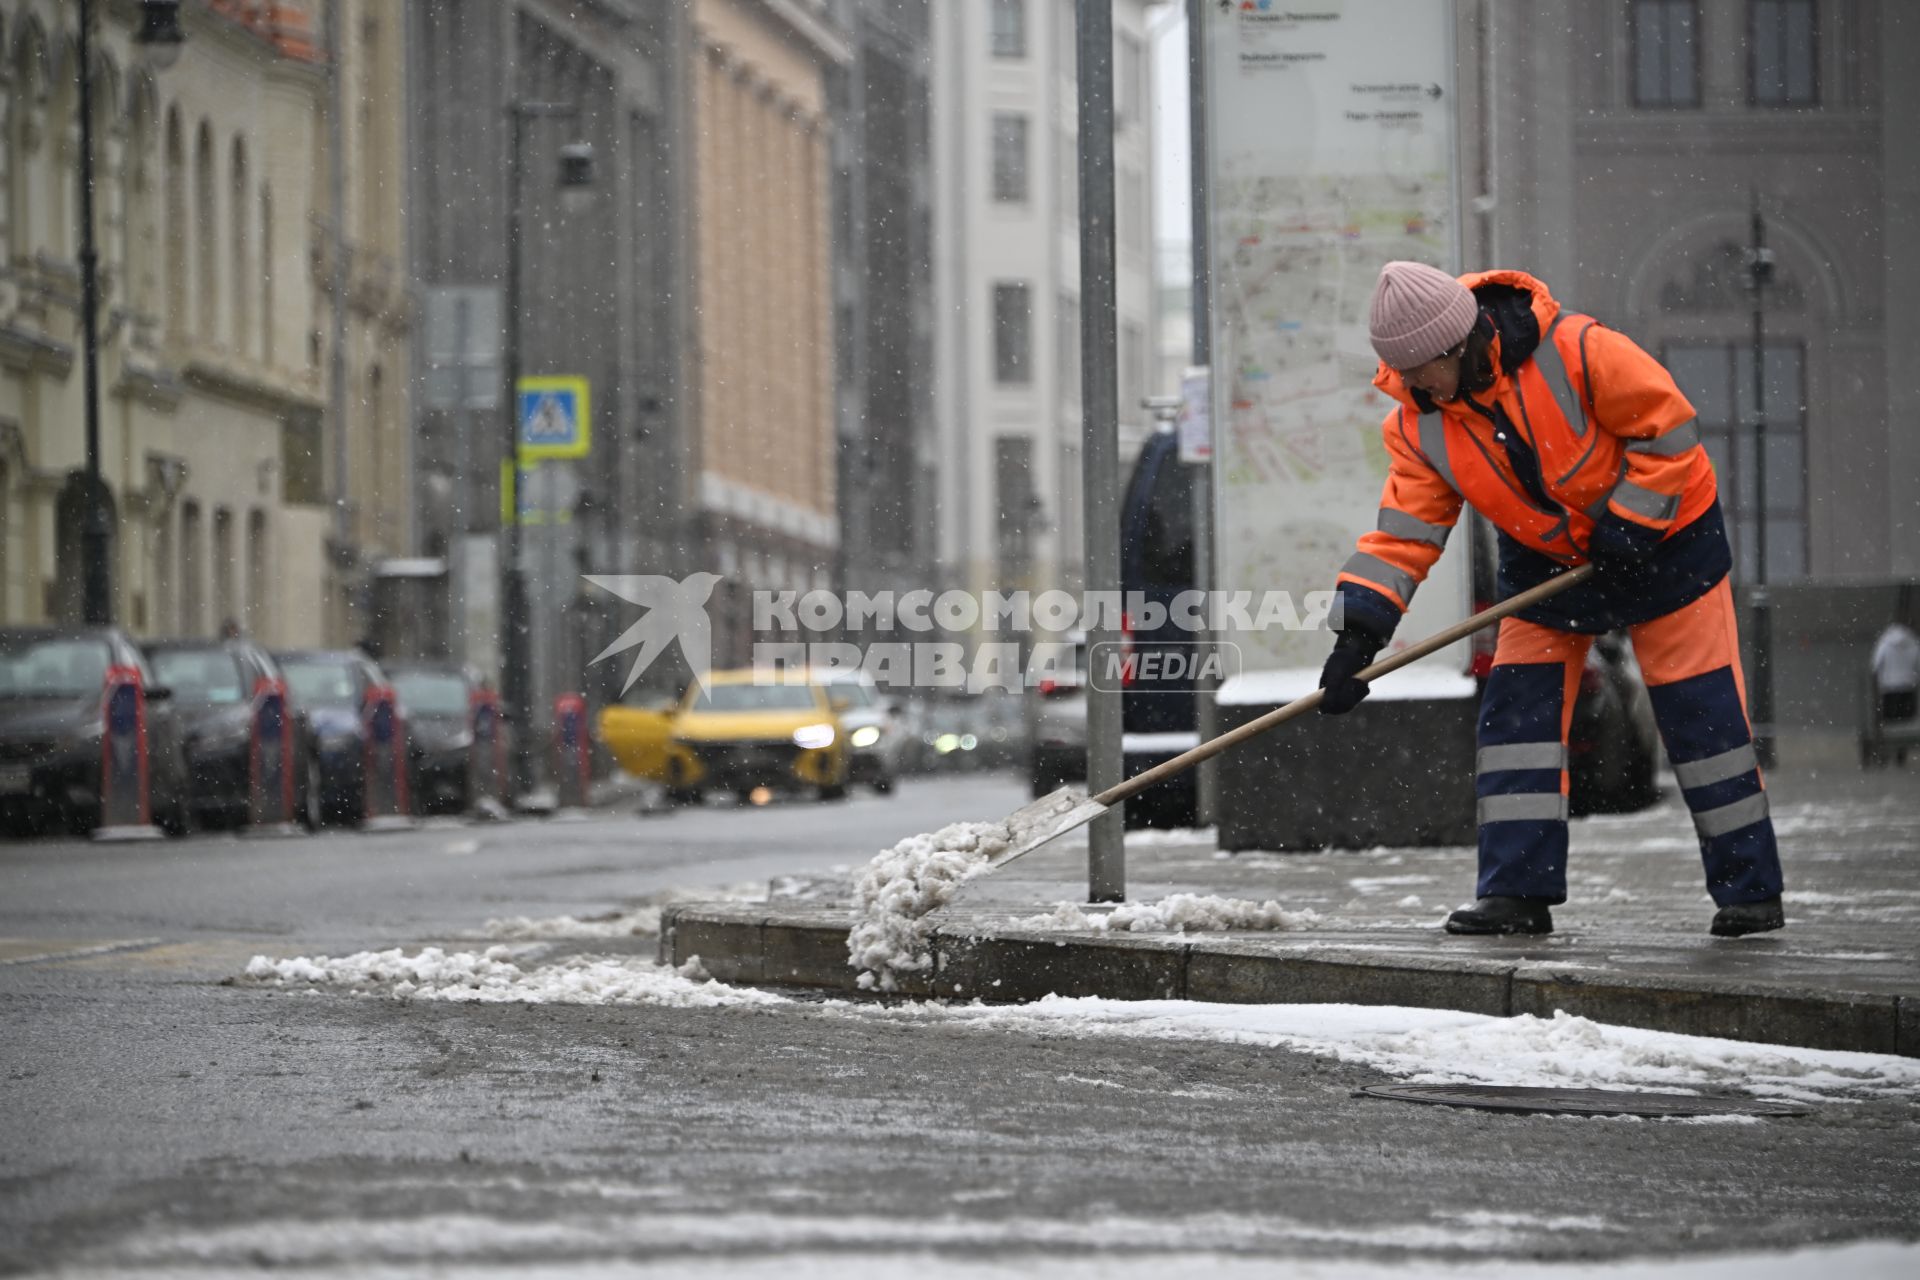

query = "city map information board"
[1205,1,1471,697]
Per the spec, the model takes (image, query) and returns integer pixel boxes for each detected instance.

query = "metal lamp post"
[500,104,592,803]
[1746,190,1776,768]
[76,0,185,625]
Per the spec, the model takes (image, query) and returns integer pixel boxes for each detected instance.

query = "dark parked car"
[386,660,487,816]
[273,648,393,826]
[0,627,190,837]
[143,638,316,830]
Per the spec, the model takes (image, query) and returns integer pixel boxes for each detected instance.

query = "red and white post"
[246,676,301,835]
[551,692,590,813]
[360,685,413,831]
[94,665,162,841]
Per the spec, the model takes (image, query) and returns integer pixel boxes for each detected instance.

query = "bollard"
[361,685,413,831]
[552,692,591,813]
[94,665,163,841]
[468,689,509,818]
[245,676,302,836]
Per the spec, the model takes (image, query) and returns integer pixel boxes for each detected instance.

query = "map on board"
[1205,2,1470,677]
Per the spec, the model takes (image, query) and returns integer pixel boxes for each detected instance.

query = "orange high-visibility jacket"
[1337,269,1718,632]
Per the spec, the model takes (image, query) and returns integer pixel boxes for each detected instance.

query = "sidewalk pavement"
[662,760,1920,1058]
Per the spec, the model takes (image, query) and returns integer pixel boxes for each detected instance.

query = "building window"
[1116,32,1146,128]
[991,0,1026,59]
[260,188,275,365]
[991,113,1028,203]
[1121,320,1147,420]
[1750,0,1817,106]
[179,501,204,636]
[212,507,235,634]
[194,121,217,341]
[165,109,186,341]
[230,138,250,352]
[1631,0,1700,107]
[1057,291,1080,405]
[1664,341,1808,580]
[1058,123,1078,224]
[247,509,269,638]
[993,282,1032,385]
[995,436,1037,579]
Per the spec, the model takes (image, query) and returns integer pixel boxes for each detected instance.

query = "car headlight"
[849,725,881,749]
[792,723,836,750]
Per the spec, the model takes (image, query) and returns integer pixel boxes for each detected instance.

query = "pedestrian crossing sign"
[517,376,591,460]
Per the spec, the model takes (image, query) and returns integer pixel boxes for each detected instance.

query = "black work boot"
[1710,897,1785,937]
[1444,897,1554,936]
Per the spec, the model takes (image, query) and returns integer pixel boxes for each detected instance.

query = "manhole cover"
[1357,1084,1812,1118]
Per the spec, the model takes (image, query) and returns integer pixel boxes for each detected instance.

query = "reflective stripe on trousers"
[1475,578,1783,907]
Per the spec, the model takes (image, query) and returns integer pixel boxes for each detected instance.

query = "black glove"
[1318,630,1384,715]
[1586,510,1663,584]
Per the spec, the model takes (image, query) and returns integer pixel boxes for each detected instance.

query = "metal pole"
[1747,190,1775,768]
[500,101,578,804]
[1185,0,1217,827]
[502,108,530,804]
[1077,0,1123,902]
[76,0,112,625]
[326,0,349,637]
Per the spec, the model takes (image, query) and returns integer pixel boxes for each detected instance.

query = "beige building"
[689,0,847,663]
[0,0,409,647]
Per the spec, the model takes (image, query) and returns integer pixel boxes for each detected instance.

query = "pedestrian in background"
[1870,617,1918,765]
[1318,261,1785,939]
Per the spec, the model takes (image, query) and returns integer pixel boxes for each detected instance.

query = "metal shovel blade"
[983,786,1112,871]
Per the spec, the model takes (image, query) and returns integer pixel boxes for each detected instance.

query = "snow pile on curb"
[1010,893,1321,935]
[241,946,784,1008]
[846,789,1091,993]
[846,821,1011,993]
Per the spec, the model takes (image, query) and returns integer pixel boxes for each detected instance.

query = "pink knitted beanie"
[1368,261,1478,369]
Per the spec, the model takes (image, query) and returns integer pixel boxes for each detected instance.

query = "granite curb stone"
[660,903,1920,1058]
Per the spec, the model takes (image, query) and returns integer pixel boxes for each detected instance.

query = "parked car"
[0,627,191,837]
[386,660,487,816]
[143,638,316,830]
[272,648,393,825]
[599,670,849,804]
[812,670,903,795]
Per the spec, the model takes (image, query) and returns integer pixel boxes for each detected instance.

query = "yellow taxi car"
[598,669,849,804]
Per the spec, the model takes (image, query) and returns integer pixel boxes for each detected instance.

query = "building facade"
[931,0,1158,609]
[406,0,681,706]
[689,0,848,666]
[0,0,410,649]
[1455,0,1919,729]
[827,0,936,623]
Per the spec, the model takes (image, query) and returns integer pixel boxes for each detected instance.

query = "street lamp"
[76,0,186,626]
[1746,190,1776,768]
[500,103,592,804]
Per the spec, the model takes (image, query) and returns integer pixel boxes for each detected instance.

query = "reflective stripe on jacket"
[1336,269,1719,633]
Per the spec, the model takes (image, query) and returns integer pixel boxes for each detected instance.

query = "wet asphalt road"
[2,775,1917,1276]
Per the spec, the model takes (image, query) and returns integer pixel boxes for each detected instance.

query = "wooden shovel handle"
[1091,564,1597,808]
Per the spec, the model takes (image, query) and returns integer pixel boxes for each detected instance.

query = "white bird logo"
[584,573,723,695]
